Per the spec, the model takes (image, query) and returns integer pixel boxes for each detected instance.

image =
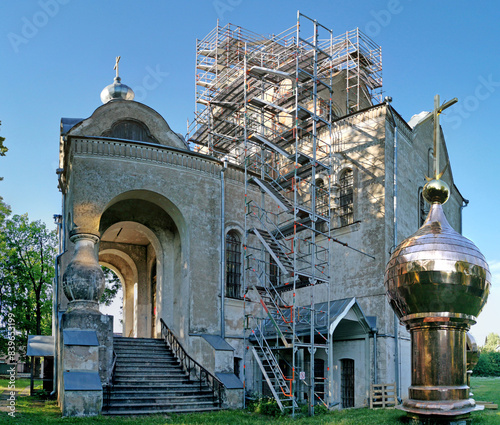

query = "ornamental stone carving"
[62,233,105,312]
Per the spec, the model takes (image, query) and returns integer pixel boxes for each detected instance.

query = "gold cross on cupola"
[419,95,458,181]
[114,56,121,79]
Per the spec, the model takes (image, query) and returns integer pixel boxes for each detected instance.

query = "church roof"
[61,117,85,136]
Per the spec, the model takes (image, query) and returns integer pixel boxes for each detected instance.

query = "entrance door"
[340,358,354,408]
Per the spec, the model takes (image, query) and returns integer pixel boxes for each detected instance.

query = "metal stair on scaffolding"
[185,12,383,414]
[240,13,335,412]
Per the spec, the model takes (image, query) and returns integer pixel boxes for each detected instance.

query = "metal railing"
[103,350,117,412]
[160,319,224,407]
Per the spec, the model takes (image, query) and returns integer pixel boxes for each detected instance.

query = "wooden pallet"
[370,382,396,409]
[476,401,498,409]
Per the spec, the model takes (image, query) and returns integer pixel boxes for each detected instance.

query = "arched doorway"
[98,194,184,338]
[98,265,124,335]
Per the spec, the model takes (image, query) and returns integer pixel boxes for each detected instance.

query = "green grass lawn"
[1,377,498,424]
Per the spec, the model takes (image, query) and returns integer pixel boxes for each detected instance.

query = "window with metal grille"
[315,177,329,216]
[226,231,242,299]
[269,256,279,287]
[339,169,354,227]
[340,358,355,408]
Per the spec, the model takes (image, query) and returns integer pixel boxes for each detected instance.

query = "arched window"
[315,177,329,216]
[102,119,157,143]
[418,188,429,227]
[226,231,242,299]
[339,169,354,227]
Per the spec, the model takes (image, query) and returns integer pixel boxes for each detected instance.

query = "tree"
[0,197,10,226]
[473,351,500,377]
[0,121,10,221]
[0,121,7,181]
[482,332,500,352]
[473,332,500,377]
[0,213,57,360]
[100,266,122,306]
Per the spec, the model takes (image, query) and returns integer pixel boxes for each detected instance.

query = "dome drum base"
[409,386,469,402]
[402,315,474,421]
[399,399,474,422]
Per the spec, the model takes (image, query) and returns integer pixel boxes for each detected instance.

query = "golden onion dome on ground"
[384,179,490,320]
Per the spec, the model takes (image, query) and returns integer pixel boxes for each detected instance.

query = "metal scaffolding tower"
[188,12,382,415]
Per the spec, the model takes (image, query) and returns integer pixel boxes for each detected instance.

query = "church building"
[53,16,465,416]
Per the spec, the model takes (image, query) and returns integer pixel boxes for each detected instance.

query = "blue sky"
[0,1,498,344]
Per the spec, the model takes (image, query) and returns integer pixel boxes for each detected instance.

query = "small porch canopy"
[27,335,55,395]
[256,297,375,341]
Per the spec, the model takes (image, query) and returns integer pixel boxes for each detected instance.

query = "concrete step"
[113,378,191,386]
[113,341,167,347]
[115,347,172,353]
[114,373,188,381]
[106,337,221,415]
[113,337,164,343]
[115,353,175,359]
[115,356,178,362]
[106,400,217,410]
[109,389,212,398]
[111,380,201,388]
[115,366,182,373]
[113,364,184,372]
[107,395,216,405]
[108,389,214,398]
[102,406,220,416]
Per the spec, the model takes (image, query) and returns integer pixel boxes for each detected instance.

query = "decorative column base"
[400,313,476,421]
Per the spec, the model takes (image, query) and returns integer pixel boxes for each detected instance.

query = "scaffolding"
[188,12,382,414]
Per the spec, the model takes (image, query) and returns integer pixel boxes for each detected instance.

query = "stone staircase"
[103,337,221,415]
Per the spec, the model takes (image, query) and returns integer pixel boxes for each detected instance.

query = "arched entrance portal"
[98,195,183,338]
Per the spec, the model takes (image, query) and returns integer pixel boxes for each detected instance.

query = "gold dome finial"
[422,178,449,204]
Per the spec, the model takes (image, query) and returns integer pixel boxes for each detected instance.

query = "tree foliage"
[0,121,7,182]
[473,351,500,377]
[100,266,122,307]
[473,332,500,377]
[0,212,57,359]
[0,121,6,158]
[0,196,11,226]
[482,332,500,352]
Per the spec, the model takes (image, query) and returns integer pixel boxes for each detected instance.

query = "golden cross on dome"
[432,95,457,179]
[420,95,458,180]
[114,56,121,79]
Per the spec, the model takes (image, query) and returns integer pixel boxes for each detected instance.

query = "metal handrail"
[160,319,224,407]
[103,350,117,411]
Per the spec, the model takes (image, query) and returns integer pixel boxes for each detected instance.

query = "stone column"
[59,232,113,416]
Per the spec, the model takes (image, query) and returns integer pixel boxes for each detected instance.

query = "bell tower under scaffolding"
[188,12,382,414]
